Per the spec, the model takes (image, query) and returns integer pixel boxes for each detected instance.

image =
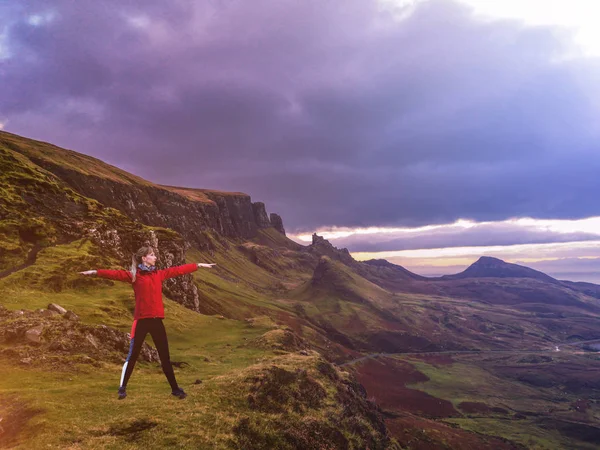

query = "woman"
[80,246,216,400]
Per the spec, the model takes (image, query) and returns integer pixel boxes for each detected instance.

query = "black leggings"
[120,318,179,391]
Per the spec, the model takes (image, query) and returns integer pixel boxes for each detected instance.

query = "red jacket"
[97,264,198,319]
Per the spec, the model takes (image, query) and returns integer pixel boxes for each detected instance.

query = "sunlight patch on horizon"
[293,216,600,242]
[351,240,600,264]
[294,218,480,241]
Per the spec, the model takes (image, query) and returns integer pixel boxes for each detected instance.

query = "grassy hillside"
[0,237,396,448]
[0,131,155,187]
[3,130,600,449]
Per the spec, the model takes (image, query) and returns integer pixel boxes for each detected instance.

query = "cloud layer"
[2,0,600,233]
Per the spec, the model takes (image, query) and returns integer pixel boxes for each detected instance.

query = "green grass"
[0,276,283,448]
[0,338,388,448]
[0,237,336,448]
[444,418,574,450]
[401,358,548,411]
[0,230,402,449]
[184,240,311,319]
[1,349,267,449]
[394,355,597,449]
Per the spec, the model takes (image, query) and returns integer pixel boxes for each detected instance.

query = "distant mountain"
[439,256,558,283]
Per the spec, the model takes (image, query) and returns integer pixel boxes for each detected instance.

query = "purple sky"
[2,0,600,246]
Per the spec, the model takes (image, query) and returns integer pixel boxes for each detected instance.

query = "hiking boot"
[117,386,127,400]
[171,388,187,399]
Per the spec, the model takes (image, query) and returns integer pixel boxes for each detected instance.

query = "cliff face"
[252,202,271,228]
[270,213,286,235]
[1,131,286,247]
[26,158,270,244]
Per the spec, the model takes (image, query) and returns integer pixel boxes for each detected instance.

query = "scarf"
[138,263,156,272]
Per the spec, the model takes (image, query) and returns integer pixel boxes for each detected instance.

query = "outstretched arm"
[160,263,217,280]
[80,269,133,283]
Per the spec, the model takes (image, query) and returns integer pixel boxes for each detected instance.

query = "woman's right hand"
[79,270,97,276]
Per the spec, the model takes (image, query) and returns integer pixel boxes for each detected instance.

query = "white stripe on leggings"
[120,361,128,388]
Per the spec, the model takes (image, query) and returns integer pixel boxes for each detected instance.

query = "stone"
[64,311,80,321]
[48,303,67,315]
[25,325,44,343]
[49,341,67,351]
[41,309,60,318]
[194,379,203,384]
[85,334,99,349]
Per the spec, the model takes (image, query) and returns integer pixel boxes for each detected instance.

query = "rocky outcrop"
[310,234,356,266]
[270,213,286,235]
[0,308,159,368]
[252,202,271,228]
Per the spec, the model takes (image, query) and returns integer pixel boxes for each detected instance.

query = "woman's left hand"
[79,270,97,276]
[197,263,217,268]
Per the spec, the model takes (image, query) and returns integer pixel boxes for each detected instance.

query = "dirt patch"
[0,396,44,448]
[354,356,459,418]
[458,401,509,415]
[385,412,523,450]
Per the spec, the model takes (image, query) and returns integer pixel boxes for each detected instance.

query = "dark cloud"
[2,0,600,233]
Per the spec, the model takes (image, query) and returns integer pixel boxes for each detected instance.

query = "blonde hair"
[130,246,155,283]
